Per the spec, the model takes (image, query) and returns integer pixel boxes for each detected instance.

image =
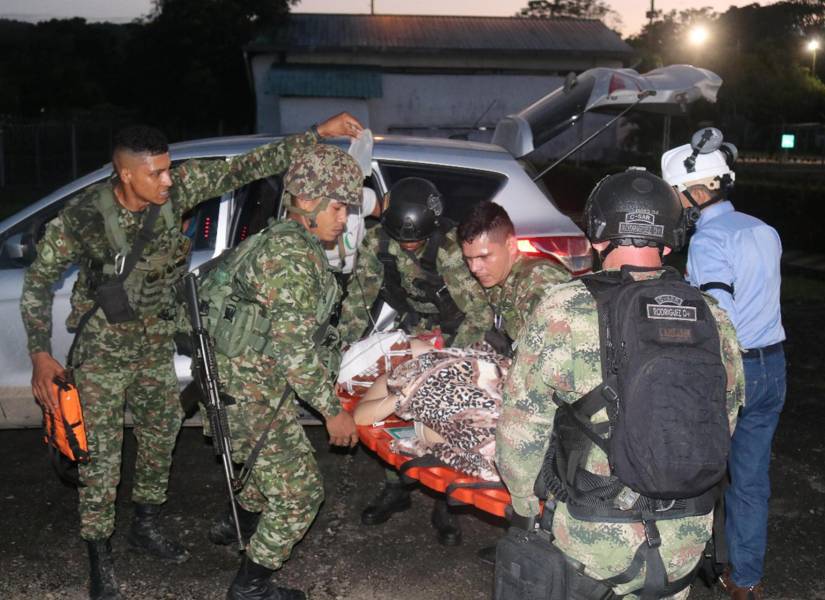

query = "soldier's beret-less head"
[113,125,169,157]
[283,145,362,208]
[457,201,515,245]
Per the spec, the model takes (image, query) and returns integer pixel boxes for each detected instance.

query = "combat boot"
[86,538,122,600]
[127,502,190,563]
[227,555,306,600]
[209,502,261,546]
[360,481,411,525]
[431,498,462,546]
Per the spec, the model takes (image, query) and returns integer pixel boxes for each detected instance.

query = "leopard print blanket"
[387,345,511,481]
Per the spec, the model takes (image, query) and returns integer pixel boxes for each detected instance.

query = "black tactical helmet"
[584,167,686,252]
[381,177,444,242]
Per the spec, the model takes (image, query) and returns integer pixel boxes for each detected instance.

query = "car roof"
[165,133,509,161]
[0,134,517,232]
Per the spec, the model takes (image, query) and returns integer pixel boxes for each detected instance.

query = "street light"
[807,39,820,75]
[688,25,710,47]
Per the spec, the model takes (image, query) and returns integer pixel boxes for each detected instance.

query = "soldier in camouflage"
[337,177,491,347]
[496,170,745,599]
[201,145,361,600]
[337,177,491,540]
[20,113,363,600]
[457,201,569,358]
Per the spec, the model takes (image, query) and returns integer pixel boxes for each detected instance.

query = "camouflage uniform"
[210,221,341,569]
[203,145,361,571]
[496,270,745,599]
[484,255,568,342]
[20,130,320,541]
[337,226,491,347]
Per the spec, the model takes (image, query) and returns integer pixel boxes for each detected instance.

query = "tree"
[518,0,613,20]
[626,1,825,154]
[517,0,621,32]
[128,0,297,137]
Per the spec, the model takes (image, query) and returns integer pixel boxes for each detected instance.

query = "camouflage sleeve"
[522,261,569,315]
[20,214,79,355]
[496,294,566,517]
[337,229,382,344]
[440,241,492,347]
[239,235,340,418]
[172,130,319,213]
[709,299,746,432]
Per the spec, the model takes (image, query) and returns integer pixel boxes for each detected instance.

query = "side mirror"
[2,232,37,265]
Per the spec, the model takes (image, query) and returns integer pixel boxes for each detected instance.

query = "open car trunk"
[492,64,722,159]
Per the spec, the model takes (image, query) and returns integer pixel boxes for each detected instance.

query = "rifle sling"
[237,384,294,490]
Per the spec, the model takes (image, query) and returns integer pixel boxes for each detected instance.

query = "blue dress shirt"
[686,201,785,350]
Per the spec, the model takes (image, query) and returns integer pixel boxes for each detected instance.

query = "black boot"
[86,538,122,600]
[209,502,261,546]
[360,481,411,526]
[127,502,190,563]
[431,498,462,546]
[226,555,306,600]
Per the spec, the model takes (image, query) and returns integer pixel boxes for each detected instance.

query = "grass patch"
[782,275,825,304]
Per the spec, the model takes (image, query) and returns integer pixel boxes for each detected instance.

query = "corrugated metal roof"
[249,14,633,57]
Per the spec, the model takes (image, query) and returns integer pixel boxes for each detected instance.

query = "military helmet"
[283,144,362,208]
[381,177,444,242]
[584,167,686,251]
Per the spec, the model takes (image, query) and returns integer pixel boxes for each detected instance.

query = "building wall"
[250,54,619,159]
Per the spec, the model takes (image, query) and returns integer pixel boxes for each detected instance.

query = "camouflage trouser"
[74,336,183,541]
[226,392,324,571]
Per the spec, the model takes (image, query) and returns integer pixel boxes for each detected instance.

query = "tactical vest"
[372,224,464,337]
[199,221,340,363]
[87,187,191,320]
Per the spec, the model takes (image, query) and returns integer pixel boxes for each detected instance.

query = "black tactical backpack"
[537,266,730,521]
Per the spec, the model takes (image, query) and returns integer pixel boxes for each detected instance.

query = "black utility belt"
[741,342,783,360]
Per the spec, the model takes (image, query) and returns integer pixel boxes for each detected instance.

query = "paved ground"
[1,296,824,600]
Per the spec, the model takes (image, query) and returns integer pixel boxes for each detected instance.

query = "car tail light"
[608,74,641,96]
[608,74,627,94]
[517,236,593,275]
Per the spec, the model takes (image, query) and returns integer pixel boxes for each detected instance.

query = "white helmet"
[661,127,737,191]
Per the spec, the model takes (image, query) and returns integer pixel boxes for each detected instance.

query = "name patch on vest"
[645,293,698,322]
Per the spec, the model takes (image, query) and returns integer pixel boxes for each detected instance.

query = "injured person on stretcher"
[352,341,510,482]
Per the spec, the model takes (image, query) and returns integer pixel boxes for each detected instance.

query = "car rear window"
[379,163,505,225]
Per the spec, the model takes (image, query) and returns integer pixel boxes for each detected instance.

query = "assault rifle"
[180,273,244,551]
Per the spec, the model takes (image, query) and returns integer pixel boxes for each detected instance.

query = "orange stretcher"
[355,418,512,518]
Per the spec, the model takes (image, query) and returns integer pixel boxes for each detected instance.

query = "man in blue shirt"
[662,129,786,600]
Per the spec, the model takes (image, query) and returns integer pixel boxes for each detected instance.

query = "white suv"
[0,64,721,427]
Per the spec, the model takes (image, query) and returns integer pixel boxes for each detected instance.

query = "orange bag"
[43,379,90,464]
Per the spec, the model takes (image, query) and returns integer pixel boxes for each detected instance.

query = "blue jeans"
[725,346,786,587]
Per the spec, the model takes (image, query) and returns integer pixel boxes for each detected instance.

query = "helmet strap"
[596,240,620,263]
[285,198,330,229]
[683,186,725,223]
